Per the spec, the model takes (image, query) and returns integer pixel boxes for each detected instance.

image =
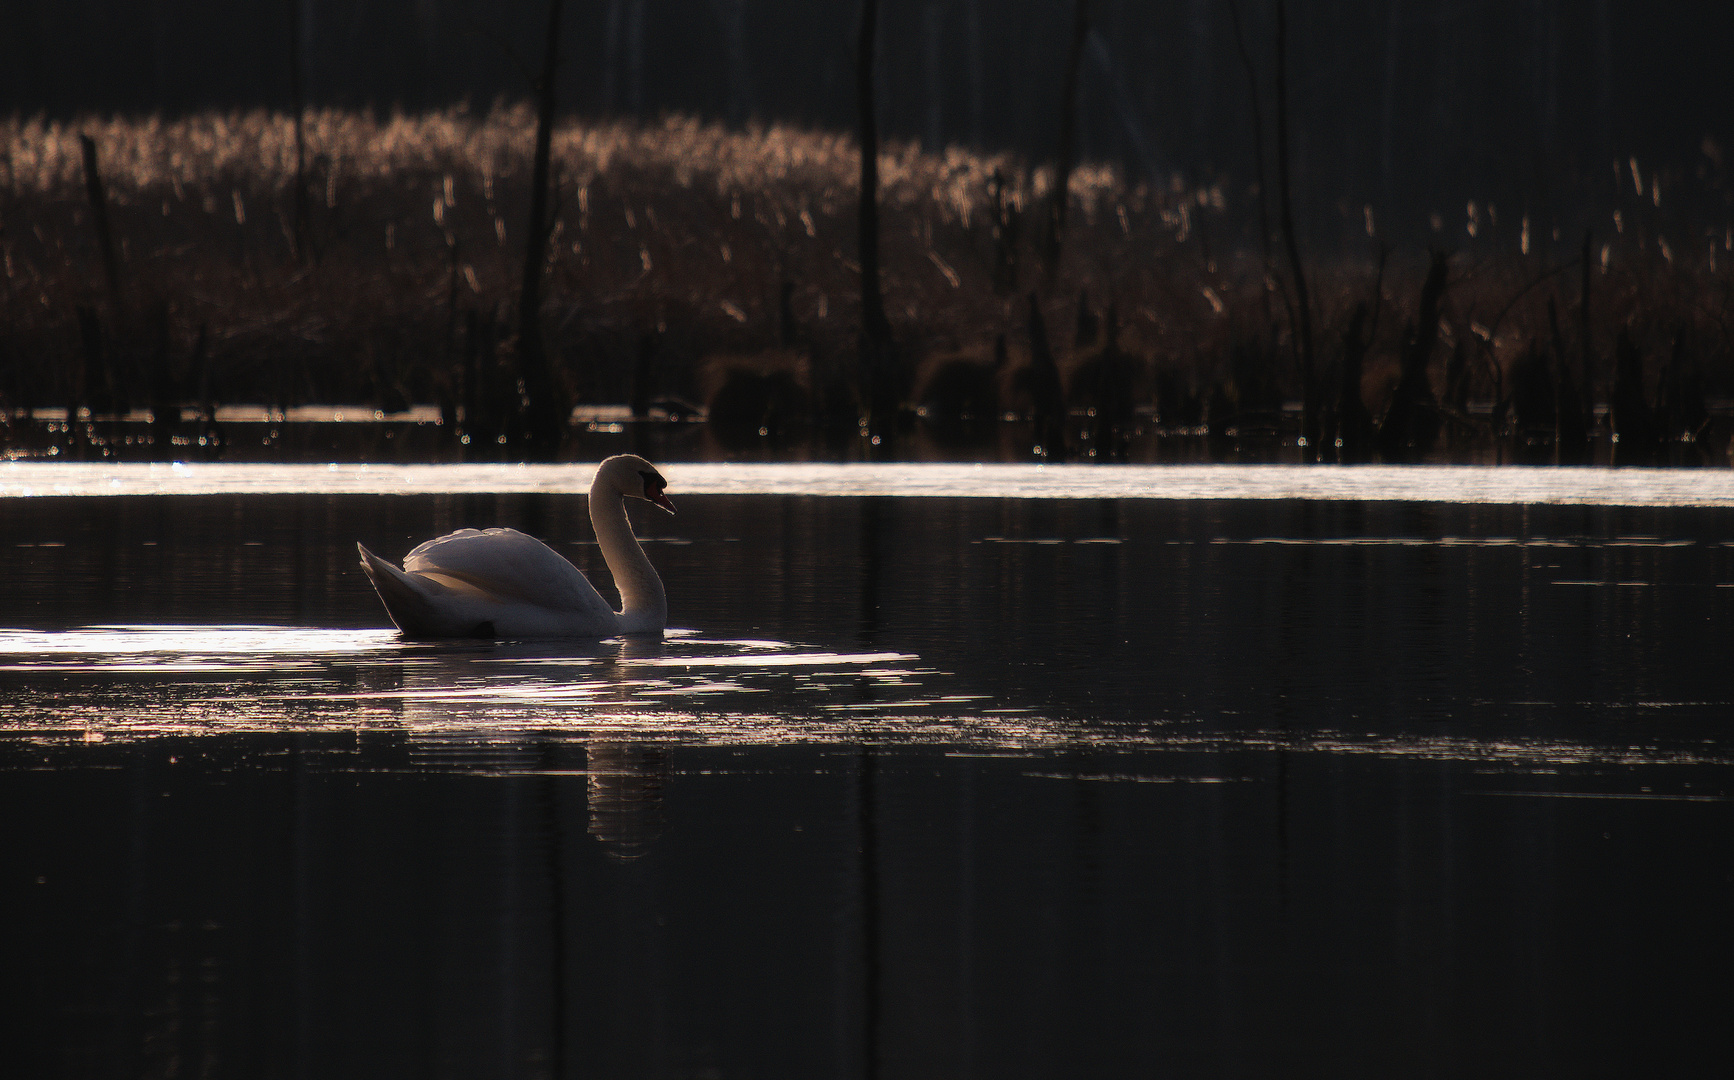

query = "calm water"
[3,465,1731,1077]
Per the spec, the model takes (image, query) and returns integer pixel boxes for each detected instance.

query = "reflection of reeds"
[2,105,1731,463]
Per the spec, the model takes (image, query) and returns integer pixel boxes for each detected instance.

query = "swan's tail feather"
[358,542,453,639]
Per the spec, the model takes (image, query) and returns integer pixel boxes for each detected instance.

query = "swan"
[356,454,675,639]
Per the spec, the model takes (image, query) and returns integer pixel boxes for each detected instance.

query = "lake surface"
[3,464,1730,1077]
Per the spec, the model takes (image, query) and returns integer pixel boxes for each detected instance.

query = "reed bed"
[1,104,1729,460]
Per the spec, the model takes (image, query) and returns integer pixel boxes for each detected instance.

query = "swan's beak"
[647,490,677,515]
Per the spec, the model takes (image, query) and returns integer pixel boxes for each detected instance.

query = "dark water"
[3,486,1731,1077]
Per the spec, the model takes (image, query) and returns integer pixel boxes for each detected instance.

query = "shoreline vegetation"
[2,105,1730,465]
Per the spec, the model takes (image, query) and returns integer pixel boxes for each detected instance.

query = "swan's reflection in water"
[358,634,666,856]
[395,637,674,857]
[581,637,667,859]
[583,743,667,857]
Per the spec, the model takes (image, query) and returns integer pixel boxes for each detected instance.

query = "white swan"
[357,454,675,639]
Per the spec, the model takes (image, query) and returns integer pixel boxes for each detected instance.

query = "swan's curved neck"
[590,477,665,633]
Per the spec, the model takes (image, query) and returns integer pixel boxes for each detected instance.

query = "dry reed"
[1,104,1729,451]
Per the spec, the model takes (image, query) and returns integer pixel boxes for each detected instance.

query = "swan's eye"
[637,469,676,514]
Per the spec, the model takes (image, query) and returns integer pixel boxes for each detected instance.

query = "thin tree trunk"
[1043,0,1090,276]
[288,0,310,263]
[626,0,645,113]
[965,0,984,144]
[1226,0,1277,332]
[1549,296,1586,461]
[1026,293,1067,457]
[1378,249,1449,461]
[1378,0,1402,201]
[79,135,123,319]
[1338,303,1371,461]
[519,0,566,455]
[78,135,125,419]
[1273,0,1317,457]
[923,3,944,153]
[714,0,753,125]
[601,0,622,112]
[857,0,895,430]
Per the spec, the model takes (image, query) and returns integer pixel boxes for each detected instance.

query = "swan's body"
[357,455,674,639]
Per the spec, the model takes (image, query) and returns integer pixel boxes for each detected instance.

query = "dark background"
[6,1,1733,243]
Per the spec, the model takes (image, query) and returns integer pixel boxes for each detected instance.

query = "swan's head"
[598,454,676,515]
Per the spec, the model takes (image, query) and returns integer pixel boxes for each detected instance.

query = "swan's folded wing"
[402,528,616,617]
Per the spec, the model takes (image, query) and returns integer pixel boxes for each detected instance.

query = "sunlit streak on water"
[8,461,1734,505]
[0,624,401,655]
[0,625,1725,773]
[1224,536,1697,548]
[633,652,913,667]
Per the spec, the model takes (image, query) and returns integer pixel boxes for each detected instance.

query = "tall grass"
[1,103,1729,448]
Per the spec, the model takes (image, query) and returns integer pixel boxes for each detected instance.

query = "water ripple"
[0,625,1725,773]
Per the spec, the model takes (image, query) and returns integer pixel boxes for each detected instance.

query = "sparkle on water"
[1,623,1723,783]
